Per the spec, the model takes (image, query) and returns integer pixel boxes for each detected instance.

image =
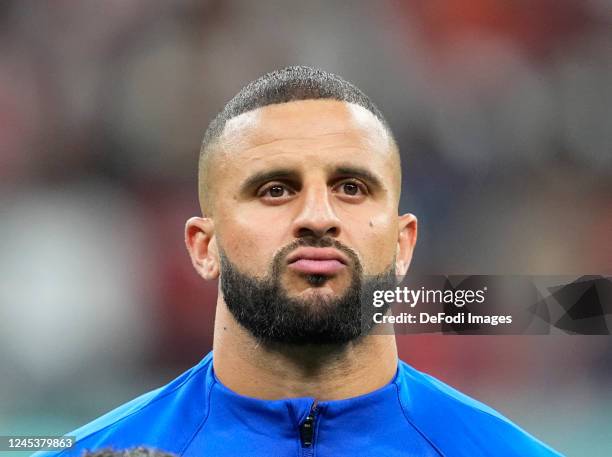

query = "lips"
[286,247,348,275]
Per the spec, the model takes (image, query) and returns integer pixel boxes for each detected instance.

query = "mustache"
[273,236,361,270]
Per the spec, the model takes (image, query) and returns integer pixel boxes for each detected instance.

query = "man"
[37,66,562,456]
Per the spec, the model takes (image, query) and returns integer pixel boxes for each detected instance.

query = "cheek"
[356,212,398,273]
[216,206,290,275]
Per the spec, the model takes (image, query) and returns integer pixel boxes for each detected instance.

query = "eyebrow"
[239,164,386,196]
[239,168,300,195]
[332,165,384,191]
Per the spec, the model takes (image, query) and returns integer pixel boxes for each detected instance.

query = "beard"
[219,237,397,346]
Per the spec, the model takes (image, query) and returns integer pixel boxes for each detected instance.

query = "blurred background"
[0,0,611,455]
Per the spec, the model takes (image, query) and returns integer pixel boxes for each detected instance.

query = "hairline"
[198,99,401,216]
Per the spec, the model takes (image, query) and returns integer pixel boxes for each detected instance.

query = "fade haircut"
[198,65,397,214]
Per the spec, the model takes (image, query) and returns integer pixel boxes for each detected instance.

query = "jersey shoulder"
[33,353,214,457]
[396,360,565,457]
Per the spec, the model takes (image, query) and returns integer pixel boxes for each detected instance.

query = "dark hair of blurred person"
[82,447,176,457]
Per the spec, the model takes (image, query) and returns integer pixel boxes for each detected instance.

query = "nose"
[291,184,341,239]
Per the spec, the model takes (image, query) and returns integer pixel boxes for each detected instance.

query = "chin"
[291,283,343,304]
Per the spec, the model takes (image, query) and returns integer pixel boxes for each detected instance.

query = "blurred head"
[186,66,417,345]
[82,447,176,457]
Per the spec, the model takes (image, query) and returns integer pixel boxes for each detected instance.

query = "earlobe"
[185,217,220,280]
[395,213,418,277]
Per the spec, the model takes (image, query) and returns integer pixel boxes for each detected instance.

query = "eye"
[334,179,367,198]
[258,183,294,200]
[267,185,286,197]
[341,182,360,196]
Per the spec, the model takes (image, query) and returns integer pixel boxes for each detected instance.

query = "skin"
[185,99,417,400]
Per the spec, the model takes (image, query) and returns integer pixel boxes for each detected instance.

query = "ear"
[395,213,418,278]
[185,217,220,280]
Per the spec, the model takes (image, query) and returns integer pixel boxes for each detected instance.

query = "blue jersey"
[36,352,562,456]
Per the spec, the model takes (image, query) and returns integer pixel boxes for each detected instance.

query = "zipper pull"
[299,402,318,447]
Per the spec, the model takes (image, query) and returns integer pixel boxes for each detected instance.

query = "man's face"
[191,99,414,344]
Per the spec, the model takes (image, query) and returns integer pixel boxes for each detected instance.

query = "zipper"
[299,401,318,456]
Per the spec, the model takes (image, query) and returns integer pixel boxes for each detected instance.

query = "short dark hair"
[200,66,392,156]
[82,447,176,457]
[198,66,397,214]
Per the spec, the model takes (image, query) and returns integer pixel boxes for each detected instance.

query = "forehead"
[203,99,400,208]
[217,99,394,161]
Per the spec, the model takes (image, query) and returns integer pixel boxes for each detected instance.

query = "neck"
[212,301,398,401]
